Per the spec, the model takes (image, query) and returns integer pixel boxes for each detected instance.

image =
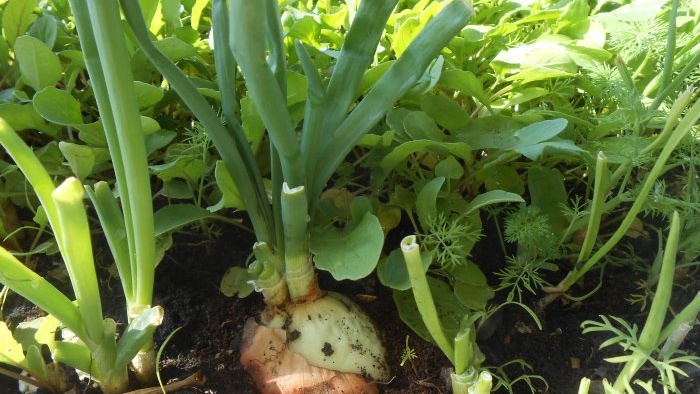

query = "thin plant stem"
[227,0,304,187]
[281,184,314,302]
[560,95,700,291]
[613,211,680,391]
[577,152,608,263]
[657,0,680,97]
[401,235,455,363]
[120,0,276,246]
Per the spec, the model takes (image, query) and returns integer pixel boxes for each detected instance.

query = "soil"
[0,222,697,394]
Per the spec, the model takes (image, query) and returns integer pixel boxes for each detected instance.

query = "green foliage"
[399,336,418,367]
[0,0,698,391]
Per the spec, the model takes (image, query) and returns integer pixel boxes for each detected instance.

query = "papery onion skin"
[240,292,389,394]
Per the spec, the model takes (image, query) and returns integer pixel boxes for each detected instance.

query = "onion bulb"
[240,292,390,393]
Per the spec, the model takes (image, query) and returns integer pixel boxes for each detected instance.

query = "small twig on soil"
[124,371,205,394]
[0,367,53,392]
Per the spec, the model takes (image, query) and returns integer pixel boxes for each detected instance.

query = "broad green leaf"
[208,160,244,211]
[411,55,443,94]
[220,266,255,298]
[505,67,574,84]
[438,70,490,108]
[453,281,494,310]
[403,111,443,141]
[0,322,25,366]
[287,16,321,46]
[27,14,57,48]
[24,345,48,380]
[15,315,57,362]
[28,317,60,348]
[604,0,663,21]
[140,116,161,135]
[14,35,62,91]
[114,306,163,370]
[35,141,66,175]
[133,81,164,109]
[434,156,463,179]
[451,261,487,287]
[160,179,194,199]
[33,87,82,125]
[53,342,91,376]
[58,142,95,181]
[132,37,198,80]
[145,129,177,154]
[420,93,471,132]
[155,233,173,267]
[463,190,525,216]
[390,185,416,212]
[386,107,410,138]
[58,49,85,68]
[358,61,393,94]
[0,36,10,73]
[380,140,472,175]
[514,119,568,147]
[528,166,568,230]
[150,156,205,182]
[153,204,220,236]
[0,103,53,133]
[2,0,37,46]
[416,177,444,225]
[161,0,183,29]
[562,43,611,66]
[320,6,348,29]
[190,0,209,30]
[377,248,430,291]
[393,17,420,57]
[393,277,468,344]
[32,206,48,226]
[286,71,307,106]
[554,0,590,37]
[310,212,384,281]
[138,0,160,31]
[240,96,265,154]
[74,121,106,146]
[483,166,524,194]
[454,116,524,150]
[516,139,584,160]
[492,41,578,81]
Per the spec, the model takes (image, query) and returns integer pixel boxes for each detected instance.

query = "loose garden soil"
[0,220,697,394]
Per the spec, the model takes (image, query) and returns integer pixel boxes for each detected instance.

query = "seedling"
[401,235,492,394]
[400,336,418,368]
[579,212,700,393]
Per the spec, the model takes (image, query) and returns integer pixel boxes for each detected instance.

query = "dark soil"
[0,224,697,394]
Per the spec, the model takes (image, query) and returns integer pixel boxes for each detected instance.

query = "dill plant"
[421,212,482,270]
[495,205,560,301]
[504,205,559,261]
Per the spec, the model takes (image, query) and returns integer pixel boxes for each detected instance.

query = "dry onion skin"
[241,292,390,394]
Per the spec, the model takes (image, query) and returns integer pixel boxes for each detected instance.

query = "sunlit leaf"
[58,141,95,181]
[2,0,38,46]
[14,35,62,91]
[33,87,83,126]
[377,248,430,291]
[153,204,219,236]
[311,212,384,281]
[220,266,255,298]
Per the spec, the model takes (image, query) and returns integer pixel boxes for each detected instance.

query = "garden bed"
[1,225,696,394]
